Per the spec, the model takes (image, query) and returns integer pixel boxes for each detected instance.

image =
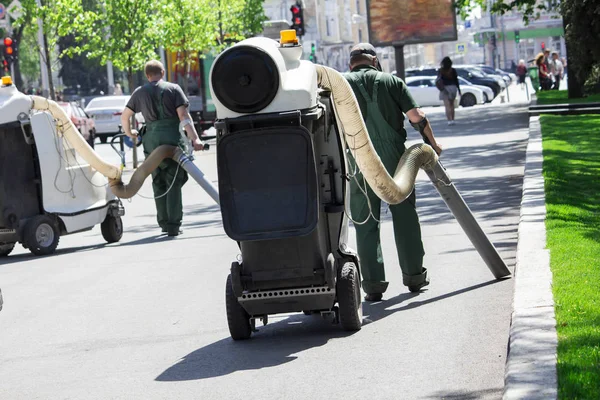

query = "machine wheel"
[23,215,60,256]
[337,262,363,331]
[0,243,15,257]
[101,216,123,243]
[460,93,477,107]
[225,274,252,340]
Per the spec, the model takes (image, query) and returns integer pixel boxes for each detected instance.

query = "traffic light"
[309,42,317,63]
[541,42,545,51]
[2,37,16,70]
[290,2,305,37]
[514,30,520,44]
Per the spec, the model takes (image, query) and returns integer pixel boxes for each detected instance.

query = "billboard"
[367,0,458,47]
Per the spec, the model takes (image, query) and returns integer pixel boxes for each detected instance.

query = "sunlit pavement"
[0,99,529,399]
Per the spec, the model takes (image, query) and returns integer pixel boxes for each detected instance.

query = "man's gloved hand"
[126,129,139,142]
[192,138,205,151]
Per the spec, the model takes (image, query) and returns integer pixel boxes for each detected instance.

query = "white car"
[457,77,494,103]
[405,76,485,107]
[84,96,144,143]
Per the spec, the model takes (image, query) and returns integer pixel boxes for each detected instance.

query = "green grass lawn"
[537,90,600,105]
[541,114,600,399]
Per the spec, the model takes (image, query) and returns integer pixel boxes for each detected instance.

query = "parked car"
[58,101,96,148]
[405,76,485,107]
[84,96,144,143]
[477,65,516,84]
[406,67,502,98]
[457,77,494,103]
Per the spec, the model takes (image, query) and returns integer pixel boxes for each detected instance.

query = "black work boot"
[364,293,383,302]
[167,227,183,237]
[408,279,430,293]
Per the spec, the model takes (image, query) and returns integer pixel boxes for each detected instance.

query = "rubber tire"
[337,262,363,331]
[460,93,477,107]
[483,92,489,103]
[23,215,60,256]
[225,274,252,340]
[101,216,123,243]
[0,243,15,257]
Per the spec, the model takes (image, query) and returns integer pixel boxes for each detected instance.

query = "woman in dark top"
[437,56,461,125]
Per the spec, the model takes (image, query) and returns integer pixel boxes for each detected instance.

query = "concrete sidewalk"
[503,116,558,399]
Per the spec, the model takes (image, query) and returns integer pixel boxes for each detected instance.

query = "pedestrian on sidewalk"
[436,56,461,126]
[343,43,443,301]
[516,59,527,89]
[120,60,205,237]
[535,53,552,91]
[550,52,564,90]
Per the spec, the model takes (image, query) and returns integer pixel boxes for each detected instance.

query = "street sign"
[456,43,466,54]
[464,20,471,29]
[6,0,21,19]
[0,4,6,19]
[0,18,8,29]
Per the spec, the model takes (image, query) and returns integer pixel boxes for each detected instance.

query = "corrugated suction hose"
[29,96,178,199]
[315,65,439,205]
[315,66,510,279]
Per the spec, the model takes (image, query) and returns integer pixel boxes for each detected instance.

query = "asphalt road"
[0,94,529,399]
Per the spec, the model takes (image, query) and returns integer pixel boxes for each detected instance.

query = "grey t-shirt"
[126,80,189,122]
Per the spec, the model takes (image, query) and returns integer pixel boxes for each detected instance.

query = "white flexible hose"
[30,96,122,181]
[315,65,439,205]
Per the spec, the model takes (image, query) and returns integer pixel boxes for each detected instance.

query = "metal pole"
[394,44,405,81]
[425,161,511,279]
[500,15,508,69]
[107,61,115,95]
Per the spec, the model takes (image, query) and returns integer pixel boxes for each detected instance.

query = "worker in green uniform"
[344,43,443,301]
[121,60,205,237]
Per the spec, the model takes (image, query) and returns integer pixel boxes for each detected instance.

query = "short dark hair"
[350,53,375,69]
[145,60,164,77]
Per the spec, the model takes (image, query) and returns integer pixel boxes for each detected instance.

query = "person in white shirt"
[551,52,564,90]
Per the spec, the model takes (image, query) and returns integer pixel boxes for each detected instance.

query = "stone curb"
[503,116,558,399]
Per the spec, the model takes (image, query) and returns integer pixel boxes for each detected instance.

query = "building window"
[359,29,363,42]
[356,0,360,13]
[326,19,331,36]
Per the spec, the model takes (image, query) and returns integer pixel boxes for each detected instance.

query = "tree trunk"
[42,32,55,100]
[562,14,584,99]
[13,25,25,90]
[183,50,190,94]
[127,67,135,97]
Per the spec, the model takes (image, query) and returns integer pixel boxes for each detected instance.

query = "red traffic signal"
[2,36,16,66]
[290,2,304,37]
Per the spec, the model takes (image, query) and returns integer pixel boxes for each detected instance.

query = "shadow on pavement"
[421,387,504,399]
[155,314,355,382]
[363,279,505,325]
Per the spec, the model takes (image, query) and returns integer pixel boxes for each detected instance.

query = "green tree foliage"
[160,0,216,93]
[58,0,161,93]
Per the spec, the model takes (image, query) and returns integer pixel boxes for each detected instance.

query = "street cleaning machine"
[209,31,511,340]
[0,75,219,257]
[0,76,125,256]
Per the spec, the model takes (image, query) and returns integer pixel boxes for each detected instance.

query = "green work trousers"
[141,83,188,234]
[348,72,427,295]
